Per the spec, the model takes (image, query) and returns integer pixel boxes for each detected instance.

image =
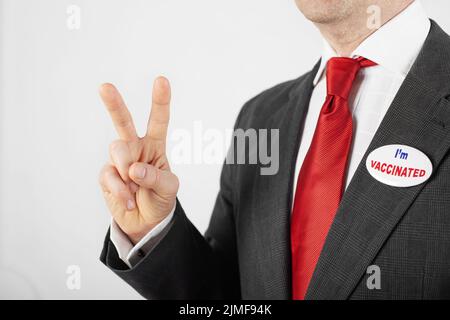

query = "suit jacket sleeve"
[99,109,247,300]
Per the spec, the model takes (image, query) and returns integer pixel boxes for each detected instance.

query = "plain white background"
[0,0,449,299]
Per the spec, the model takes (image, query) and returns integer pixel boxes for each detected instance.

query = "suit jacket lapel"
[306,21,450,300]
[252,62,319,299]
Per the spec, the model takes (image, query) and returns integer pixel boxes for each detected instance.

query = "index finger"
[99,83,138,141]
[146,76,171,141]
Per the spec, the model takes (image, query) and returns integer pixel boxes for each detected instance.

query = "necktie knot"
[326,57,376,99]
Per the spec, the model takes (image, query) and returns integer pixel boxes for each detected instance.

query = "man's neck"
[315,0,414,56]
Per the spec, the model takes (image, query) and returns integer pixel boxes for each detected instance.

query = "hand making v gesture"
[98,77,179,244]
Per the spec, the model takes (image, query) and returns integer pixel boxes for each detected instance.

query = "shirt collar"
[313,0,431,86]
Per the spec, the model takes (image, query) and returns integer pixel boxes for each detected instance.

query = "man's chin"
[295,0,355,25]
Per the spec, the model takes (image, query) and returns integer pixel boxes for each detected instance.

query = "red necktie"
[291,57,376,300]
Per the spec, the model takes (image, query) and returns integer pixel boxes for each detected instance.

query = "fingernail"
[127,199,135,210]
[135,166,146,179]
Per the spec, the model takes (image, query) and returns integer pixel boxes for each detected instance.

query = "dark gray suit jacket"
[101,21,450,300]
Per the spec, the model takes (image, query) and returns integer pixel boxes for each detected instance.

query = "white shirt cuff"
[109,205,176,268]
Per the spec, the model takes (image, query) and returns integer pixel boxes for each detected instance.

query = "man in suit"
[98,0,450,299]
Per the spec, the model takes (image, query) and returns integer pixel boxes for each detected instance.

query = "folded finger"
[109,140,133,183]
[99,164,136,210]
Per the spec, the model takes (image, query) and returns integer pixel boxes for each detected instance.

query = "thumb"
[129,162,179,196]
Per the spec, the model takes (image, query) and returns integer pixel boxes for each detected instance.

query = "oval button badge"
[366,144,433,187]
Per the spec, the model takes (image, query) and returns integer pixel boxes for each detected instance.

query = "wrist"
[127,221,162,245]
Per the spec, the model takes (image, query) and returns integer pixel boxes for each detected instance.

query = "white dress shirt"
[110,0,431,268]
